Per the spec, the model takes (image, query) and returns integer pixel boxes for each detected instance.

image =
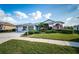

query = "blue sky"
[0,4,79,26]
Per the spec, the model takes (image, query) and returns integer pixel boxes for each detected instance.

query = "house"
[16,25,24,32]
[73,25,79,31]
[39,19,64,30]
[16,19,64,32]
[0,22,16,31]
[16,23,39,32]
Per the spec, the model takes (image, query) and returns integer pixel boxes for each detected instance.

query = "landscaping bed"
[0,40,79,54]
[0,29,16,33]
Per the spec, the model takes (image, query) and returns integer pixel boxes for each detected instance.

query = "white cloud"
[14,11,28,19]
[2,16,16,24]
[6,13,12,17]
[43,13,52,19]
[66,17,73,21]
[0,9,6,18]
[64,17,79,26]
[29,11,52,20]
[29,11,42,20]
[0,9,16,24]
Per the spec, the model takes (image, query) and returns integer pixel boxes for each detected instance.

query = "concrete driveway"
[0,32,24,44]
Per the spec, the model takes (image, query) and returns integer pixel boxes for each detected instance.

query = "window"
[0,25,2,30]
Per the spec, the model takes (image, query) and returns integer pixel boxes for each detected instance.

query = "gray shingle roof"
[42,19,64,24]
[0,22,15,26]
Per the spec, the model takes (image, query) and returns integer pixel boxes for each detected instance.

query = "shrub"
[30,30,40,34]
[48,27,52,30]
[45,30,56,33]
[34,31,40,34]
[29,31,34,34]
[39,28,46,32]
[23,31,33,35]
[74,30,79,34]
[24,30,40,35]
[45,30,52,33]
[56,29,73,34]
[12,29,16,31]
[0,29,15,33]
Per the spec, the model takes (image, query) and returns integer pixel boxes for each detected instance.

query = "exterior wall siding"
[74,26,79,31]
[3,25,16,30]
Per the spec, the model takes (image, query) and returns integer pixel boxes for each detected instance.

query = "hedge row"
[45,30,56,33]
[0,29,16,33]
[24,30,40,35]
[56,29,73,34]
[45,29,73,34]
[45,29,79,34]
[74,30,79,34]
[24,29,79,36]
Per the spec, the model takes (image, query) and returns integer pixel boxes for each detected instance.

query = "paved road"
[0,32,24,44]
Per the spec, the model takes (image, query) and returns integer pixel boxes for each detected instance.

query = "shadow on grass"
[70,38,79,42]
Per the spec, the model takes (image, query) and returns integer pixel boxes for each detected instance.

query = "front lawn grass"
[30,33,79,42]
[0,40,79,54]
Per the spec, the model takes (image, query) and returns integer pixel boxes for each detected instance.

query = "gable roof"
[23,23,35,26]
[16,23,36,27]
[0,22,15,26]
[55,21,64,24]
[43,19,55,24]
[42,19,64,24]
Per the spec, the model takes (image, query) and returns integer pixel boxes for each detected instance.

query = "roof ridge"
[0,22,15,26]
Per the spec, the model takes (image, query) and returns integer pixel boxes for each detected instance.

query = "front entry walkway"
[15,37,79,47]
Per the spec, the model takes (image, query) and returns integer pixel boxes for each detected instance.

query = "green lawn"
[0,40,79,54]
[30,33,79,42]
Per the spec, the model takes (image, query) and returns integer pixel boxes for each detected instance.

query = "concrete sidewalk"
[15,37,79,47]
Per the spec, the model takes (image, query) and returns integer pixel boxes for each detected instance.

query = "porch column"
[27,25,29,35]
[34,25,36,30]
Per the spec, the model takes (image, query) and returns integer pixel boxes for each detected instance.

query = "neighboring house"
[16,25,24,32]
[73,25,79,31]
[0,22,16,31]
[16,23,39,32]
[40,19,64,30]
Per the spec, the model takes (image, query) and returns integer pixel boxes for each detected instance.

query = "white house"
[16,23,38,32]
[16,25,24,32]
[42,19,64,30]
[73,25,79,31]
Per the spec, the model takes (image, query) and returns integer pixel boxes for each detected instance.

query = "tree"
[38,23,49,31]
